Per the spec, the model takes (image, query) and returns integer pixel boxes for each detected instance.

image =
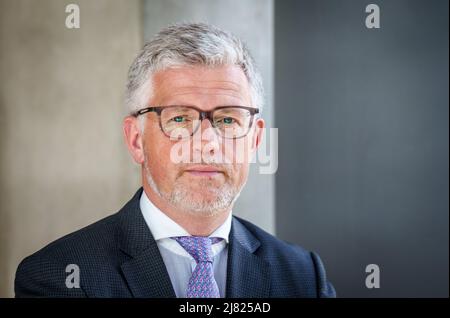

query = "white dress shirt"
[139,190,232,298]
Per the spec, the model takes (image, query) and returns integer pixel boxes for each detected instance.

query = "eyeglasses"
[132,105,259,139]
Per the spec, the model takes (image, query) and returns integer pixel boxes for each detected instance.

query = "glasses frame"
[132,105,259,139]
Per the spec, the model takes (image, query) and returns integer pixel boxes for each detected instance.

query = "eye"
[172,116,186,123]
[221,117,235,124]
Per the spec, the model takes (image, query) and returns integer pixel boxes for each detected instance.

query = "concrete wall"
[0,0,142,297]
[143,0,275,234]
[0,0,274,297]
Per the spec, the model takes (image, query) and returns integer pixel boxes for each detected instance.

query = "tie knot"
[174,236,222,263]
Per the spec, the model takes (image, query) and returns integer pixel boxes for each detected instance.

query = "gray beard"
[144,159,242,216]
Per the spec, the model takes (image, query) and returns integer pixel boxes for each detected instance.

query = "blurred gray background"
[0,0,143,297]
[276,0,449,297]
[0,0,448,297]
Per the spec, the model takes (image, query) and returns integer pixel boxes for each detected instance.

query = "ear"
[251,117,265,153]
[123,116,145,164]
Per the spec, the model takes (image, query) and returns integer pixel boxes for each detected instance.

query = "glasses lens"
[213,107,252,138]
[160,106,200,138]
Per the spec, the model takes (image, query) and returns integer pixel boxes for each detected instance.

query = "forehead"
[150,65,252,108]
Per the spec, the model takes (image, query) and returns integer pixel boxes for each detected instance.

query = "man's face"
[125,65,264,216]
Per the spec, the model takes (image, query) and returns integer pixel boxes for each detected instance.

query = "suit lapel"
[226,217,271,298]
[118,188,176,298]
[116,188,271,298]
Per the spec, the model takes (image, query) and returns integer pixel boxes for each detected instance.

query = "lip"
[184,165,224,176]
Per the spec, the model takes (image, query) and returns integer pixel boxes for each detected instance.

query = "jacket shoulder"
[15,211,121,297]
[234,216,311,258]
[234,216,336,297]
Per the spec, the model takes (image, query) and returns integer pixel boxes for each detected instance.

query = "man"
[15,23,335,298]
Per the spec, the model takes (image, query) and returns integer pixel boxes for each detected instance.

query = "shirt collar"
[139,189,232,243]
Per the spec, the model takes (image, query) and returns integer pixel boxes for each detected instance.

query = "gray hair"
[125,22,264,120]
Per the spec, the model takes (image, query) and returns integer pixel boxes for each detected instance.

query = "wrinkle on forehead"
[150,66,252,107]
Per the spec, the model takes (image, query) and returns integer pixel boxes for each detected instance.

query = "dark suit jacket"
[15,188,336,298]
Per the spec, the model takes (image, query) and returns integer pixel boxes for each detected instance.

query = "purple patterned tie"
[174,236,222,298]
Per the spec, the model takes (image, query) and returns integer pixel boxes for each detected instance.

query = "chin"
[189,193,221,204]
[183,182,223,193]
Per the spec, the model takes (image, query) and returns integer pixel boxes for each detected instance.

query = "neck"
[142,183,231,236]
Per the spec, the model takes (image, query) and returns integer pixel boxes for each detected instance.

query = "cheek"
[222,138,253,165]
[230,163,249,186]
[143,135,179,185]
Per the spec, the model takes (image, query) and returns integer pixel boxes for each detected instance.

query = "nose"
[191,117,217,141]
[199,118,217,141]
[192,118,221,161]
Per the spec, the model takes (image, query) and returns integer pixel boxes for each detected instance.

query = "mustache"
[177,163,234,177]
